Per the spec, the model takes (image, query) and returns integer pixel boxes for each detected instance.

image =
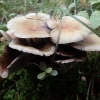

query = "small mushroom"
[25,13,36,19]
[0,45,22,78]
[70,33,100,51]
[7,13,51,38]
[55,55,86,64]
[0,36,6,42]
[9,38,55,56]
[47,15,92,44]
[1,53,53,78]
[2,54,41,78]
[25,12,50,20]
[56,44,80,57]
[6,30,15,38]
[55,44,87,63]
[0,30,12,42]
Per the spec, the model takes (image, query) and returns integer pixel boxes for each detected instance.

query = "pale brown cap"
[25,13,36,19]
[25,12,50,20]
[55,50,87,63]
[37,13,50,20]
[7,13,51,38]
[9,38,55,56]
[0,45,22,78]
[47,15,92,44]
[0,69,8,78]
[54,44,87,63]
[0,36,6,42]
[6,30,15,38]
[70,33,100,51]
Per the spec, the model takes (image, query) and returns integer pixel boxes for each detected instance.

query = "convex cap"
[9,38,55,56]
[70,33,100,51]
[55,44,87,63]
[7,13,51,38]
[47,15,92,44]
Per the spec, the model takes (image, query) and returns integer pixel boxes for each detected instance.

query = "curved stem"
[0,30,12,42]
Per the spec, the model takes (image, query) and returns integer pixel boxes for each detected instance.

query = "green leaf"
[8,13,17,17]
[77,11,89,19]
[50,70,58,76]
[67,12,100,37]
[0,24,7,31]
[90,10,100,29]
[68,2,75,10]
[45,67,52,73]
[40,61,47,71]
[88,0,100,5]
[37,72,46,80]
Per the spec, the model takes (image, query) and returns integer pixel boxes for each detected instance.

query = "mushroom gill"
[9,38,55,56]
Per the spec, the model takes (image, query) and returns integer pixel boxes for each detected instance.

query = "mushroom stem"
[0,30,12,42]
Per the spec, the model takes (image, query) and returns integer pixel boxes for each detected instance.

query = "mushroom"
[56,44,80,57]
[9,38,55,56]
[47,15,92,44]
[2,53,41,78]
[70,33,100,51]
[1,52,56,78]
[7,13,51,38]
[0,30,12,42]
[6,30,15,39]
[0,45,22,78]
[6,13,55,56]
[54,44,87,63]
[0,45,53,78]
[25,13,50,20]
[0,36,6,43]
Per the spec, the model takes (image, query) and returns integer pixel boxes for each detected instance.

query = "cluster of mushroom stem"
[0,12,100,78]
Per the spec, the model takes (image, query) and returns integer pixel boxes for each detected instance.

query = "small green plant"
[37,61,58,80]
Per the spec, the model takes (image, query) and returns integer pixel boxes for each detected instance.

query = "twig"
[91,76,94,96]
[86,79,92,100]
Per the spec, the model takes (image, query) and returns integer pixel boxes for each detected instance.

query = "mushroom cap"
[55,50,87,63]
[0,45,22,78]
[25,12,50,20]
[70,33,100,51]
[55,56,86,63]
[7,13,51,38]
[47,18,59,29]
[56,44,78,57]
[37,13,50,20]
[0,36,6,42]
[6,54,39,77]
[54,44,87,63]
[0,54,34,78]
[25,13,36,19]
[47,15,92,44]
[9,38,55,56]
[55,58,77,63]
[6,30,15,38]
[0,69,8,78]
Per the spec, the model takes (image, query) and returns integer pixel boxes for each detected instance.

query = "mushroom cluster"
[0,12,100,78]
